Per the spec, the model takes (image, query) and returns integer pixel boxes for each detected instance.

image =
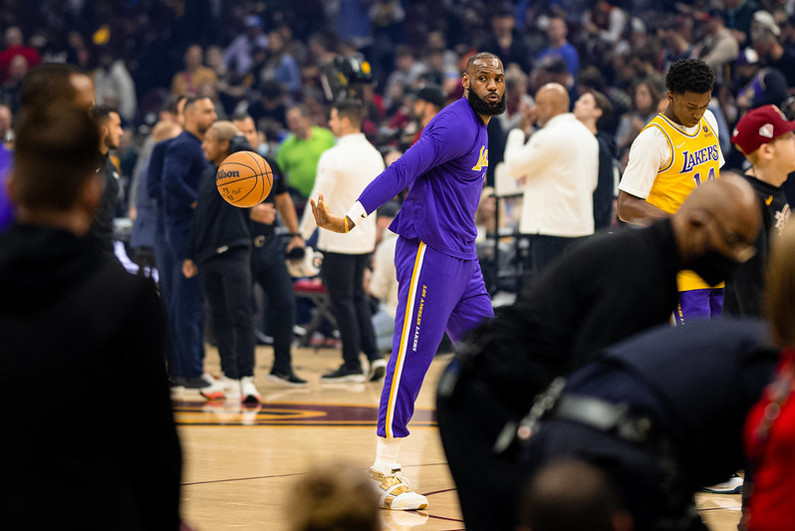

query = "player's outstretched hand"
[310,193,354,234]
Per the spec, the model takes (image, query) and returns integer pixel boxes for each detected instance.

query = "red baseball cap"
[731,105,795,155]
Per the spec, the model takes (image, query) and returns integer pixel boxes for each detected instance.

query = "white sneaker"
[368,467,428,510]
[701,474,744,494]
[241,376,261,404]
[170,385,185,401]
[368,359,387,382]
[198,374,225,401]
[221,377,241,400]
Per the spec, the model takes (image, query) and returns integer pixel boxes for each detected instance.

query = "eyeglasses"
[703,209,757,262]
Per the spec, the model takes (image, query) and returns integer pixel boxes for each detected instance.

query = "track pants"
[377,237,493,439]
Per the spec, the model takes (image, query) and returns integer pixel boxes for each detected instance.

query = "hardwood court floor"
[175,344,742,530]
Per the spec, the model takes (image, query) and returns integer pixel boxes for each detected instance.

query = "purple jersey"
[358,97,489,260]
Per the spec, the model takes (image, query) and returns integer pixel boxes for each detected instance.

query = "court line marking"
[183,462,451,487]
[183,471,304,486]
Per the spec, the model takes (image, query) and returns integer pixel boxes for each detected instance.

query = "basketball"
[216,151,273,208]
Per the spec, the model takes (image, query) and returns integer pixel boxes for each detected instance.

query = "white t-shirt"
[299,133,384,253]
[504,113,599,237]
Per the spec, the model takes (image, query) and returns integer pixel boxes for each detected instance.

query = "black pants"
[321,251,378,370]
[436,358,526,531]
[199,247,255,379]
[521,234,583,292]
[251,237,296,374]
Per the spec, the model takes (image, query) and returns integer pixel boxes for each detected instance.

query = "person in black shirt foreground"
[437,175,761,531]
[518,318,777,530]
[0,104,181,529]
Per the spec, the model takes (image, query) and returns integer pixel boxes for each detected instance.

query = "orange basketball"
[216,151,273,208]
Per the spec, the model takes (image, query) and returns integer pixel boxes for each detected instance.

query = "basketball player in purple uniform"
[311,52,505,510]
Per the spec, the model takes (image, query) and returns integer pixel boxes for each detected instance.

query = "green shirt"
[275,126,336,198]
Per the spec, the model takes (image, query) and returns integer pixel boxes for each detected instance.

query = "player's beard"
[467,90,506,116]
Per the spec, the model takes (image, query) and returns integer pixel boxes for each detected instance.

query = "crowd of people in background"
[1,0,794,225]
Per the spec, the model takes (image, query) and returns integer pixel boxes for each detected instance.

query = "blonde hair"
[209,120,239,143]
[765,222,795,348]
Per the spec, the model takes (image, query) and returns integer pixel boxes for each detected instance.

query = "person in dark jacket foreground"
[0,105,182,529]
[519,318,776,530]
[437,174,761,530]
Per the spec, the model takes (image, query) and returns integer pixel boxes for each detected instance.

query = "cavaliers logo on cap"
[759,124,775,138]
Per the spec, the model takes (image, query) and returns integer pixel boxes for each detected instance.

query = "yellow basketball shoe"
[368,467,429,510]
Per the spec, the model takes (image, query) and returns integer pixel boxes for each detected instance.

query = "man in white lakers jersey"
[618,58,726,324]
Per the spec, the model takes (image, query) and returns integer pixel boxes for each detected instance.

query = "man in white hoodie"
[504,82,599,288]
[300,99,387,382]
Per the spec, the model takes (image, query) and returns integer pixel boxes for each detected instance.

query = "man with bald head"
[504,82,599,288]
[310,51,505,511]
[437,174,760,530]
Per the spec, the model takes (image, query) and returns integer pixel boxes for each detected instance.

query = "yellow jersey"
[643,113,722,291]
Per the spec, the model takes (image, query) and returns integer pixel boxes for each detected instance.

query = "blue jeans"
[169,258,205,379]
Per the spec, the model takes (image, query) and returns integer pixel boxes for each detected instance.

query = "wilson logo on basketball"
[217,169,240,180]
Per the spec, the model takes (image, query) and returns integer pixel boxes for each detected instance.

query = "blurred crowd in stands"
[1,0,794,246]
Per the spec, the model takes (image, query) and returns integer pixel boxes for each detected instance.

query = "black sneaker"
[267,370,308,387]
[183,375,215,389]
[321,365,366,383]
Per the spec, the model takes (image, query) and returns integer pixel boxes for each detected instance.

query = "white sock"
[372,437,401,474]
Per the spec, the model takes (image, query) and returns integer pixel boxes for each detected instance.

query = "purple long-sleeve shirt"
[0,145,13,231]
[358,97,489,260]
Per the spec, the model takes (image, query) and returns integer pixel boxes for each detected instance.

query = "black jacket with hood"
[0,222,182,530]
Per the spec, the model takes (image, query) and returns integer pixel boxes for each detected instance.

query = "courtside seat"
[293,278,338,348]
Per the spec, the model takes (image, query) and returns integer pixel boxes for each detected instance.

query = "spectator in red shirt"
[0,27,41,83]
[743,222,795,531]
